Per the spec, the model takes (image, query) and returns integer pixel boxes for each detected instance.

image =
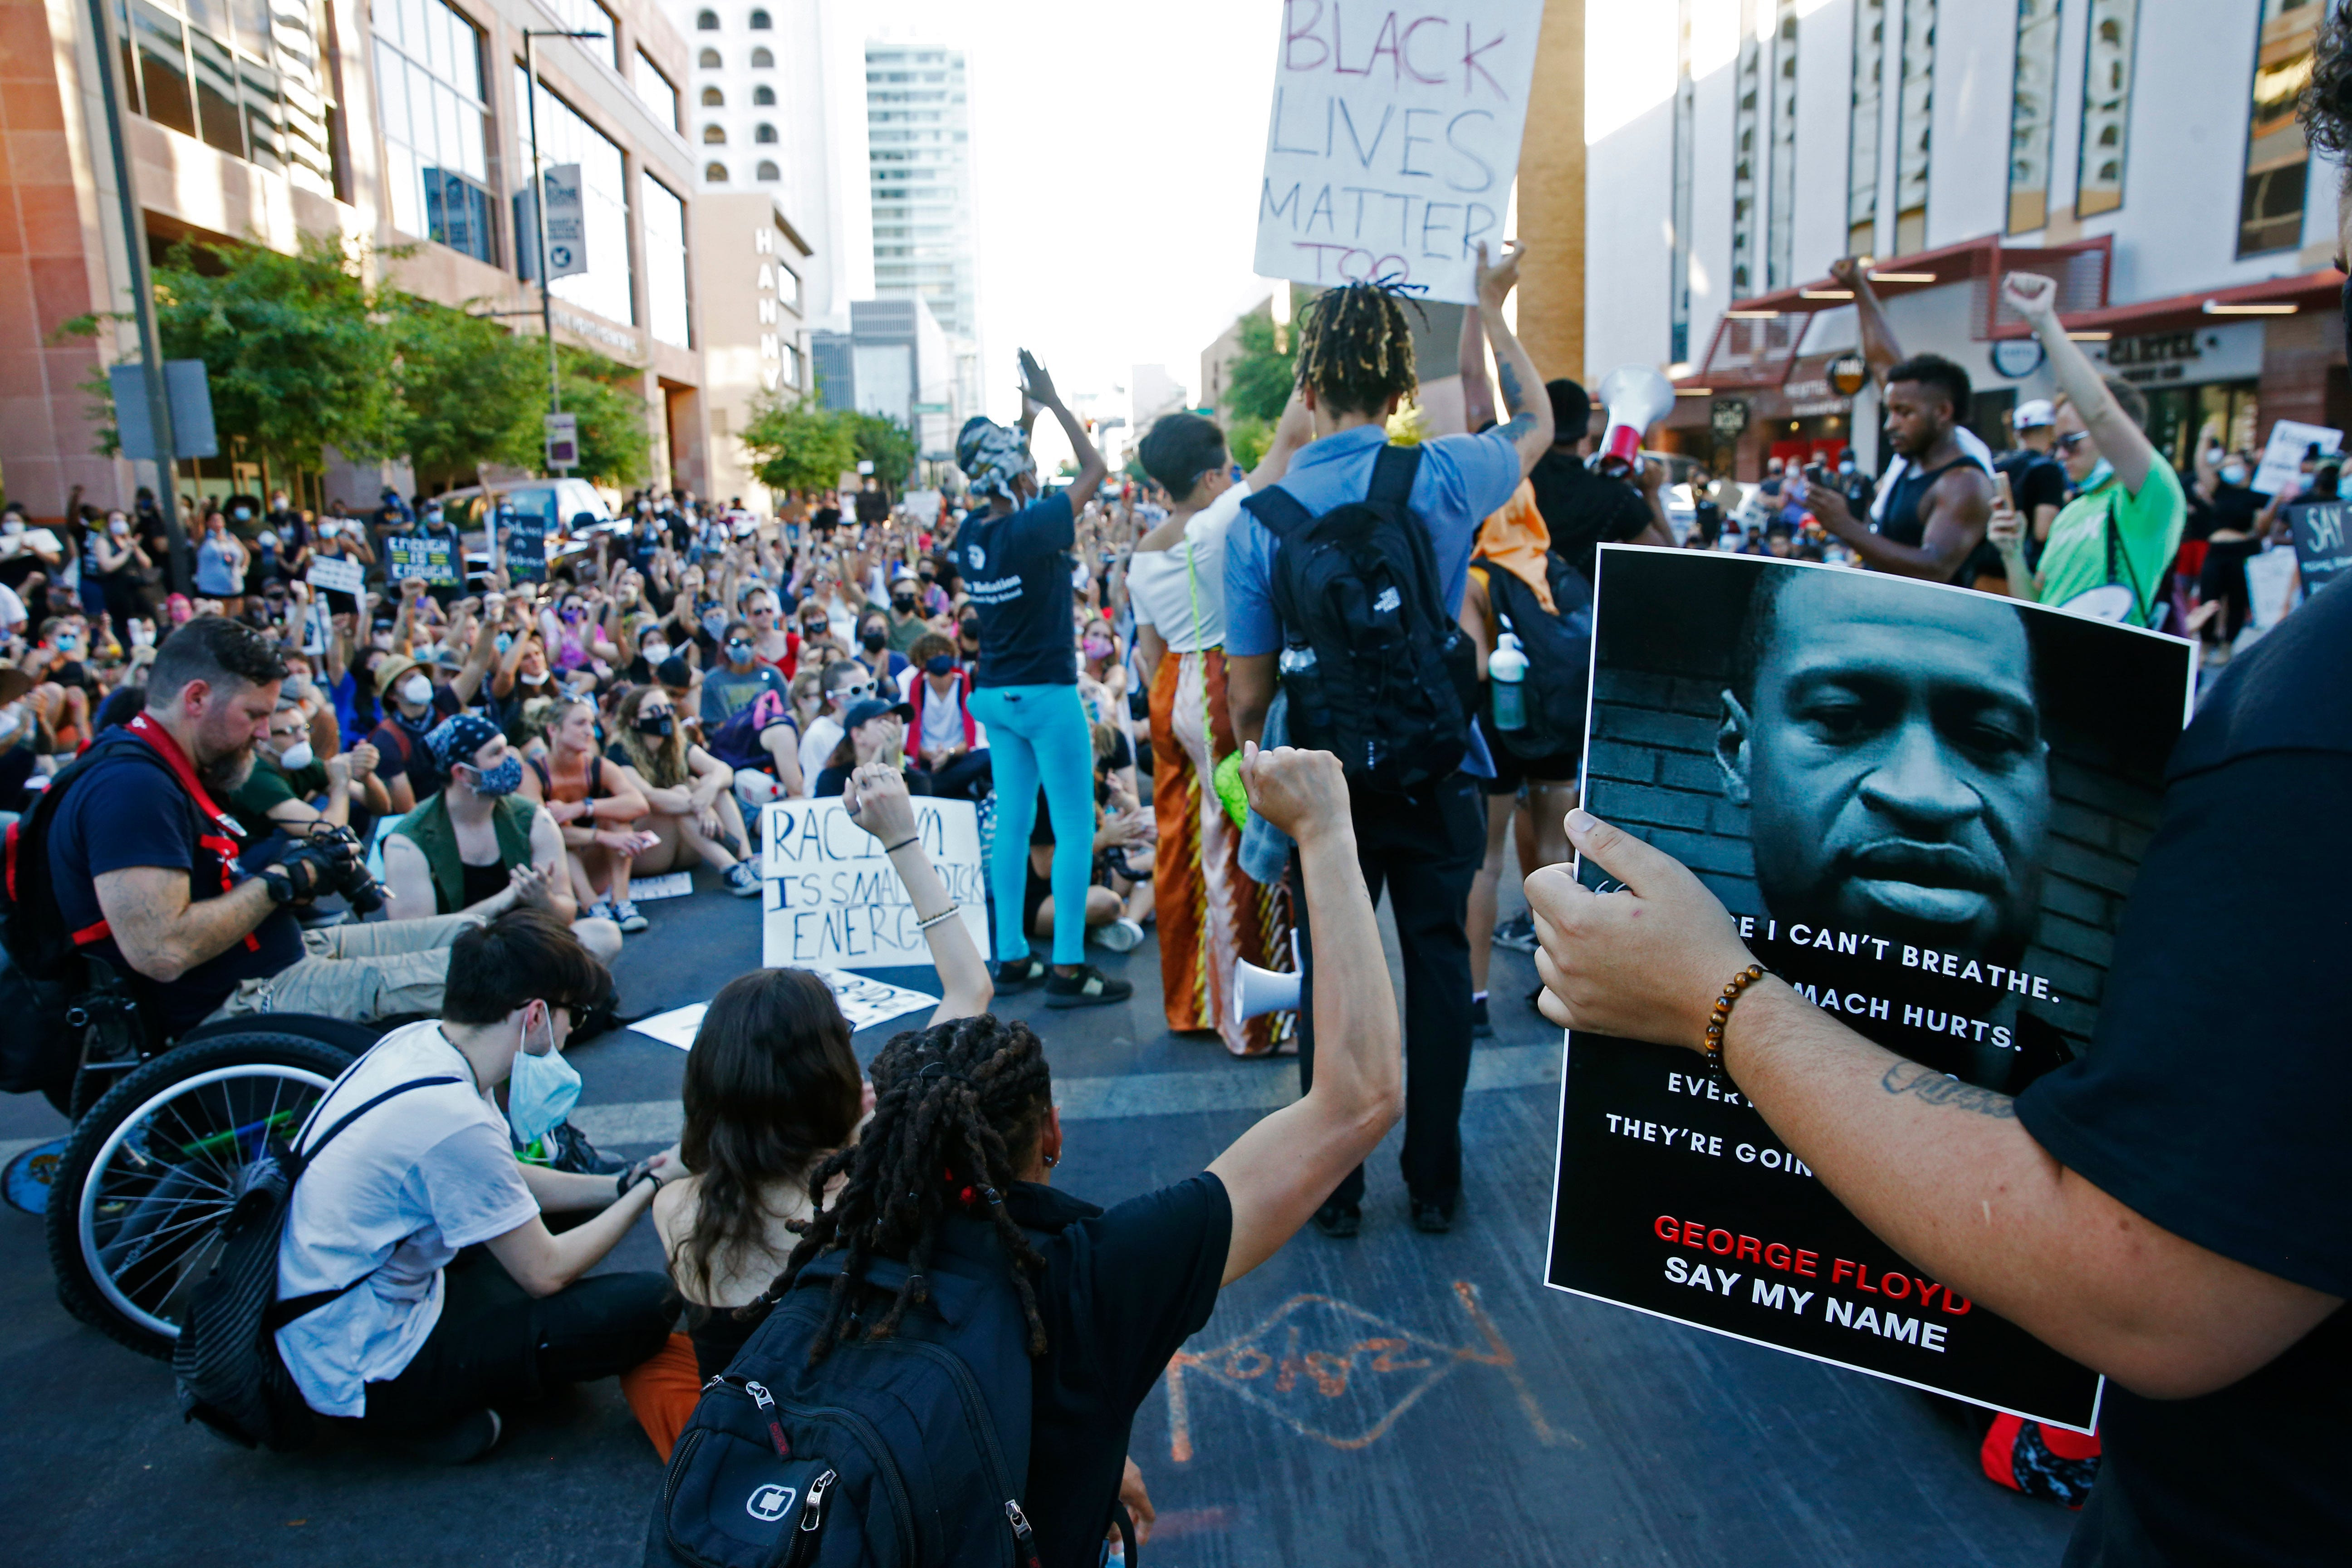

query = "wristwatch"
[617,1158,666,1198]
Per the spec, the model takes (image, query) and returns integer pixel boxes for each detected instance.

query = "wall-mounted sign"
[1989,338,2047,380]
[1828,354,1870,397]
[1710,399,1751,440]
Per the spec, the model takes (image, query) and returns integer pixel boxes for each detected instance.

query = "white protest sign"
[1253,0,1546,304]
[306,555,366,596]
[760,797,991,969]
[2251,419,2341,495]
[632,973,938,1050]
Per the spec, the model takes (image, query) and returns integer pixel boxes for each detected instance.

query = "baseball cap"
[842,696,913,730]
[656,654,694,688]
[2013,398,2056,430]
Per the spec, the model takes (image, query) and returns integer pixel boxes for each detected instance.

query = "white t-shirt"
[0,580,25,637]
[798,713,844,793]
[919,678,967,754]
[274,1022,537,1418]
[1127,481,1249,654]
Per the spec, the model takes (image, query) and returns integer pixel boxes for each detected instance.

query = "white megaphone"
[1232,931,1306,1024]
[1592,365,1676,479]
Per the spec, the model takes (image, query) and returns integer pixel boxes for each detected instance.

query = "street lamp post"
[521,29,606,427]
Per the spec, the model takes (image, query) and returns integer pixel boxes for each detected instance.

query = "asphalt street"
[0,862,2078,1567]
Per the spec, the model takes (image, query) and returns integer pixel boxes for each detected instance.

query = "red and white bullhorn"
[1592,366,1676,479]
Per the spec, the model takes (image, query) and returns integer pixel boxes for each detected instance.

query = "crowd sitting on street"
[3,48,2347,1544]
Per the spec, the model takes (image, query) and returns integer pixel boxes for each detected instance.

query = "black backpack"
[1480,553,1596,764]
[648,1217,1054,1568]
[173,1065,460,1450]
[1243,445,1479,791]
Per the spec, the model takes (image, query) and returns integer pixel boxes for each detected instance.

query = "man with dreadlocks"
[743,743,1399,1565]
[1225,242,1554,1239]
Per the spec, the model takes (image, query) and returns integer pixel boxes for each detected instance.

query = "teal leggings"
[969,682,1096,965]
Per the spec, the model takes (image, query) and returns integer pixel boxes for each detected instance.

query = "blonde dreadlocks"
[1294,280,1425,418]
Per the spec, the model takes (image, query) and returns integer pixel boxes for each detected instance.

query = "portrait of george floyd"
[1580,546,2196,1095]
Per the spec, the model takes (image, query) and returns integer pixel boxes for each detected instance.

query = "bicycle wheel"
[45,1033,354,1359]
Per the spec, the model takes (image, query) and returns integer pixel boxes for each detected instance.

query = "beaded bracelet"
[915,905,961,932]
[1704,963,1768,1072]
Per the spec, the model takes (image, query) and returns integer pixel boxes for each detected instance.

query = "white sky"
[862,0,1285,455]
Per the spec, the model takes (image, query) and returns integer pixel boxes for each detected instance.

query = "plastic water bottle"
[1490,630,1529,731]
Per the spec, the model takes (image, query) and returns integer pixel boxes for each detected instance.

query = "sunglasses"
[726,638,753,651]
[2055,431,2092,453]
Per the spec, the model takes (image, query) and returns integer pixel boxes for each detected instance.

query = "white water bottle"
[1490,629,1529,731]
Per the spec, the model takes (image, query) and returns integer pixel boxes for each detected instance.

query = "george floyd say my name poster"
[1544,546,2196,1431]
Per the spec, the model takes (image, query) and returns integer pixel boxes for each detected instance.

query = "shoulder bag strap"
[2103,490,2151,626]
[1239,484,1314,540]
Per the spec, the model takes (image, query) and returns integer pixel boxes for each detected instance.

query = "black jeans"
[358,1249,674,1436]
[916,747,994,802]
[1294,770,1485,1212]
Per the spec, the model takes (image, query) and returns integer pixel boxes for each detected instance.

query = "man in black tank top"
[1803,352,1993,583]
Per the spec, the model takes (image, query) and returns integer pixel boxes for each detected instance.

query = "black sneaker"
[540,1120,625,1176]
[1411,1197,1456,1234]
[1492,912,1538,953]
[1044,965,1133,1009]
[996,955,1049,992]
[1470,996,1493,1039]
[399,1407,502,1465]
[1311,1200,1361,1239]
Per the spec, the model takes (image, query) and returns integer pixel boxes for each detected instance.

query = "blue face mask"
[469,755,525,796]
[506,1006,581,1146]
[2081,457,2116,493]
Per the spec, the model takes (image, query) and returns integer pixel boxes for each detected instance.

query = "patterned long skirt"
[1149,646,1292,1056]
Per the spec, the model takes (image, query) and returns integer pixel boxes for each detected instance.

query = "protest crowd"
[0,27,2347,1568]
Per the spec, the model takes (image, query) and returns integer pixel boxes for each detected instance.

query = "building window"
[374,0,494,263]
[514,67,635,326]
[701,85,723,105]
[1893,0,1935,255]
[1765,0,1798,290]
[1731,0,1762,298]
[2076,0,2138,217]
[751,46,772,67]
[696,8,717,29]
[1846,0,1885,255]
[748,8,770,27]
[753,84,774,105]
[698,47,720,67]
[2004,0,2063,234]
[539,0,618,70]
[634,50,678,132]
[1669,0,1694,363]
[706,161,727,181]
[701,123,725,143]
[123,0,341,197]
[754,122,775,143]
[756,159,779,180]
[2238,0,2318,255]
[642,172,691,350]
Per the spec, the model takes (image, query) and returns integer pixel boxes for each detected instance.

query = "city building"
[693,190,812,506]
[1200,297,1276,420]
[811,294,952,476]
[668,0,870,334]
[0,0,726,517]
[862,38,980,423]
[1586,0,2346,480]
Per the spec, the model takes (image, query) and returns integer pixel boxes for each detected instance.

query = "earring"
[1044,1153,1058,1168]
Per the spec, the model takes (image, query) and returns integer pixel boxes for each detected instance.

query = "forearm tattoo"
[1497,359,1526,410]
[1879,1060,2018,1120]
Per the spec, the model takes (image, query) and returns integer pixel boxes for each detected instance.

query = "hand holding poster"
[306,555,366,597]
[1253,0,1546,303]
[2251,419,2341,495]
[1544,547,2196,1431]
[501,505,548,582]
[386,534,459,587]
[760,797,990,970]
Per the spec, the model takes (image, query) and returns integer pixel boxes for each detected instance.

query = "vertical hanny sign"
[1253,0,1546,304]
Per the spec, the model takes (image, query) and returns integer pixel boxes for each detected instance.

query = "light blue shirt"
[1224,422,1524,776]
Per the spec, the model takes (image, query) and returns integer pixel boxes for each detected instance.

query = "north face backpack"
[173,1067,461,1451]
[648,1220,1048,1568]
[1479,553,1596,764]
[1242,444,1479,792]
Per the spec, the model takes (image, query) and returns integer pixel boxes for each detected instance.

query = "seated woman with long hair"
[515,694,657,934]
[605,683,762,897]
[622,765,990,1460]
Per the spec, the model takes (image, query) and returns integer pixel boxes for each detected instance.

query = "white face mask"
[2220,464,2249,488]
[642,640,670,663]
[398,673,433,706]
[276,740,315,770]
[109,519,129,537]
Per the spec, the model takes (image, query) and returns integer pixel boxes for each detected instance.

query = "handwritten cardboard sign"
[631,971,937,1048]
[2287,499,2352,594]
[306,555,366,596]
[386,534,459,587]
[759,797,991,970]
[1253,0,1546,304]
[2251,418,2341,496]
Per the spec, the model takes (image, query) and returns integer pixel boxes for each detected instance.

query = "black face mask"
[860,629,887,652]
[635,712,675,739]
[892,598,917,613]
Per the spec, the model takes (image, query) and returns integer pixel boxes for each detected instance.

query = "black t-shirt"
[2208,482,2264,537]
[950,495,1078,688]
[1996,449,2069,519]
[2015,578,2352,1565]
[47,737,307,1033]
[370,694,460,799]
[1524,451,1652,583]
[1007,1176,1229,1567]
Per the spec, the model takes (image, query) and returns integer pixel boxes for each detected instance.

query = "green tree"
[1221,309,1296,423]
[392,297,544,490]
[149,232,406,471]
[845,410,919,495]
[739,391,856,494]
[555,346,654,488]
[1225,413,1274,471]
